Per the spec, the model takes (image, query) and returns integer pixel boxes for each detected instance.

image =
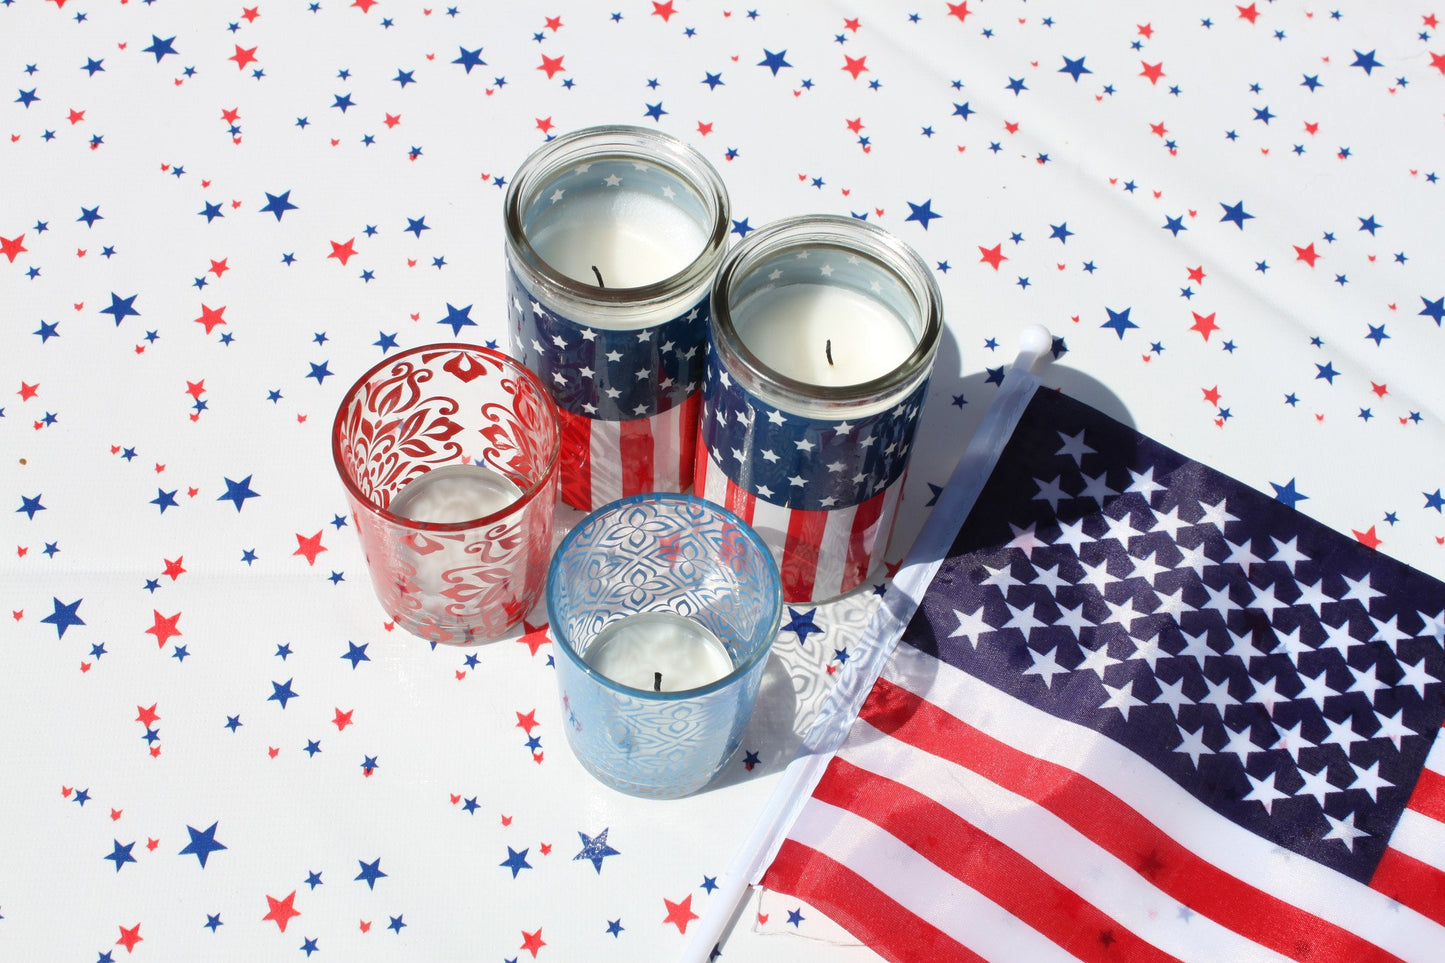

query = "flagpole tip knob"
[1016,324,1054,372]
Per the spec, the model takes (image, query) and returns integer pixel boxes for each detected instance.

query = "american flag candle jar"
[503,126,730,512]
[697,215,943,603]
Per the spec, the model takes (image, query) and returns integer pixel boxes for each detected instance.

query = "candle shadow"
[703,652,800,792]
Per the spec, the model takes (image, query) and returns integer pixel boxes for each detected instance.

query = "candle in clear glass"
[697,215,943,602]
[548,493,782,799]
[388,464,522,523]
[504,126,730,511]
[582,612,734,692]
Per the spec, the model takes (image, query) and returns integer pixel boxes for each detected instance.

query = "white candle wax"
[732,282,917,387]
[583,612,735,692]
[389,464,521,523]
[527,187,707,289]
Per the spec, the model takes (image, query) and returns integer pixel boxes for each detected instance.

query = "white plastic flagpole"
[680,325,1056,963]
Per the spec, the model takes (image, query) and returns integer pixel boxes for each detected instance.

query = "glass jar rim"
[710,214,944,410]
[503,125,731,313]
[330,343,562,533]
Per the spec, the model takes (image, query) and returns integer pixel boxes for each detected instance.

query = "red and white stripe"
[555,393,701,512]
[1371,723,1445,928]
[693,444,902,602]
[762,643,1445,963]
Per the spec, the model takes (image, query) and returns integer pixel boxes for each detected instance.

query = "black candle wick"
[653,671,662,692]
[591,264,606,288]
[826,338,834,366]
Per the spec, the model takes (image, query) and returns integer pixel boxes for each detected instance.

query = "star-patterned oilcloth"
[3,2,1443,962]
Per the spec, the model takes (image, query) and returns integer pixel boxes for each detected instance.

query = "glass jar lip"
[546,492,783,700]
[330,343,562,533]
[503,124,731,311]
[710,214,944,408]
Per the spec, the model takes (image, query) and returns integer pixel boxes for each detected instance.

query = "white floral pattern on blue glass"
[548,494,782,798]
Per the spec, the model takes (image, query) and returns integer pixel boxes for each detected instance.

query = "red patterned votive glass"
[332,345,561,645]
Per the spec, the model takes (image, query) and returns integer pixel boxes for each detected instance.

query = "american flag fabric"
[696,344,928,602]
[507,266,707,512]
[762,386,1445,962]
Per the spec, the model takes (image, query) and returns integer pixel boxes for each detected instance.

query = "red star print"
[194,304,227,334]
[845,117,864,133]
[116,923,143,953]
[263,891,301,932]
[67,108,84,125]
[978,243,1007,270]
[221,107,241,124]
[1187,265,1206,284]
[186,380,206,400]
[1371,382,1388,397]
[135,703,160,726]
[0,234,25,262]
[535,116,554,134]
[333,707,355,731]
[1137,23,1154,38]
[209,258,229,276]
[293,531,327,565]
[520,928,546,958]
[146,610,183,649]
[1353,525,1382,550]
[518,620,551,656]
[162,557,186,580]
[230,45,259,70]
[515,709,539,734]
[842,55,868,79]
[538,54,565,79]
[696,121,713,136]
[651,0,675,20]
[241,6,260,21]
[545,15,563,30]
[352,0,378,11]
[663,894,699,933]
[946,2,970,22]
[384,113,401,128]
[1140,61,1165,84]
[328,238,358,266]
[1189,312,1219,340]
[1201,385,1222,406]
[1294,242,1321,267]
[1430,52,1445,75]
[1237,3,1260,23]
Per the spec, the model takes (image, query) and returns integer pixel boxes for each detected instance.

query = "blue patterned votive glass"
[548,493,782,799]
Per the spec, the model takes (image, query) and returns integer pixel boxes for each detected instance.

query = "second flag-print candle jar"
[696,215,943,603]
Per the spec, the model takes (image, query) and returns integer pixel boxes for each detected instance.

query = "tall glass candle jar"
[504,126,730,512]
[696,215,943,603]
